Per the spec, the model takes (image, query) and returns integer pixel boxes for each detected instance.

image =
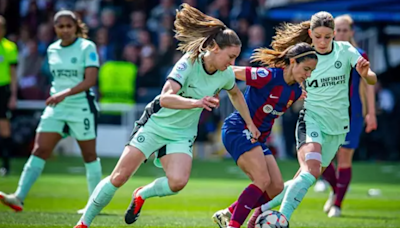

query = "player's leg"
[0,131,62,211]
[76,145,146,228]
[69,112,102,213]
[247,153,284,228]
[0,85,12,175]
[327,147,354,217]
[0,119,12,175]
[227,146,274,228]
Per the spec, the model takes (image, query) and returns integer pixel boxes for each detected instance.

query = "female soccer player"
[321,14,377,218]
[247,11,377,227]
[0,10,102,214]
[212,42,318,228]
[74,4,260,228]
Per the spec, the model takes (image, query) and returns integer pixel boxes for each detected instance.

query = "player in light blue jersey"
[319,14,378,218]
[246,11,377,227]
[0,10,102,214]
[74,4,259,228]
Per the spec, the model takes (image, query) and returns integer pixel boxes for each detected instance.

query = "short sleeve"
[245,67,273,89]
[222,67,236,91]
[83,41,100,68]
[5,41,18,65]
[166,54,193,87]
[345,42,361,68]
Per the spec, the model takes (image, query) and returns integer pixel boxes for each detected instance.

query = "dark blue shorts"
[221,123,272,163]
[342,116,364,149]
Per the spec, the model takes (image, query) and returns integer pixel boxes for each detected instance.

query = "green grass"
[1,157,400,228]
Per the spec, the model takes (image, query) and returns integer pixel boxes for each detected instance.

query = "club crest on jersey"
[287,100,293,108]
[71,57,77,64]
[176,62,187,71]
[256,68,269,77]
[334,61,342,69]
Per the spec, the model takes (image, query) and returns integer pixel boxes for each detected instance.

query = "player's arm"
[159,79,218,111]
[362,79,377,133]
[226,84,260,139]
[232,66,272,88]
[349,45,377,85]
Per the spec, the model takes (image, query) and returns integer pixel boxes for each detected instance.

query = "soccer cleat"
[124,187,145,224]
[247,207,262,228]
[0,192,23,212]
[212,208,231,228]
[314,179,328,193]
[323,191,336,213]
[74,222,88,228]
[328,205,341,218]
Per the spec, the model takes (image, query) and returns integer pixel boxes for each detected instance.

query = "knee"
[253,174,271,191]
[167,174,189,192]
[110,171,130,188]
[269,181,284,198]
[306,164,322,179]
[32,145,52,160]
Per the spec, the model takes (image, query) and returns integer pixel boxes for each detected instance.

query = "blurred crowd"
[1,0,399,161]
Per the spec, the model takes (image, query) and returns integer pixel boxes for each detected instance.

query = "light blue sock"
[279,171,316,220]
[85,158,102,195]
[79,176,118,226]
[137,177,177,200]
[261,180,293,212]
[15,155,46,201]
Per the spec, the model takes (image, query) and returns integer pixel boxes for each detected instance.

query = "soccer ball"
[255,210,289,228]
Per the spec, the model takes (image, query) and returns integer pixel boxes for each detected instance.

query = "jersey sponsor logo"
[256,68,269,78]
[306,75,346,88]
[269,94,279,99]
[51,69,78,78]
[176,62,187,71]
[263,104,284,115]
[71,57,77,64]
[89,52,97,61]
[334,61,342,69]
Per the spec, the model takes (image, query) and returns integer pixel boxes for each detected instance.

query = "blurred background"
[1,0,400,162]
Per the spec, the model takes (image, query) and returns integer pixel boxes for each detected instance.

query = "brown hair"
[174,3,241,63]
[271,11,335,52]
[251,42,317,68]
[54,10,89,39]
[335,14,357,47]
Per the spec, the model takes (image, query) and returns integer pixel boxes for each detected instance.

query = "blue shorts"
[342,116,364,149]
[221,124,272,163]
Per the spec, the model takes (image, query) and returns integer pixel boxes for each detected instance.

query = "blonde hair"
[174,3,241,63]
[335,14,357,47]
[252,42,317,68]
[271,11,335,52]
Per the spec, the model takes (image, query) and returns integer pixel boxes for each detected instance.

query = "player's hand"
[196,96,219,111]
[46,92,68,106]
[8,95,17,110]
[247,123,260,143]
[213,93,220,108]
[365,113,377,133]
[356,57,370,78]
[299,90,307,100]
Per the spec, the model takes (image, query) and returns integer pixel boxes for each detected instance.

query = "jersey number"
[84,118,90,130]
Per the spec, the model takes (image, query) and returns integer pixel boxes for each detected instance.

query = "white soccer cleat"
[323,191,336,213]
[328,206,341,218]
[0,192,23,212]
[314,179,328,193]
[212,208,231,228]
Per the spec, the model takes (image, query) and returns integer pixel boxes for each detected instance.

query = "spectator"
[95,27,116,64]
[136,55,161,103]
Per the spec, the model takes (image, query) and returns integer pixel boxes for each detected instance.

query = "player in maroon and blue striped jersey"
[212,42,318,228]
